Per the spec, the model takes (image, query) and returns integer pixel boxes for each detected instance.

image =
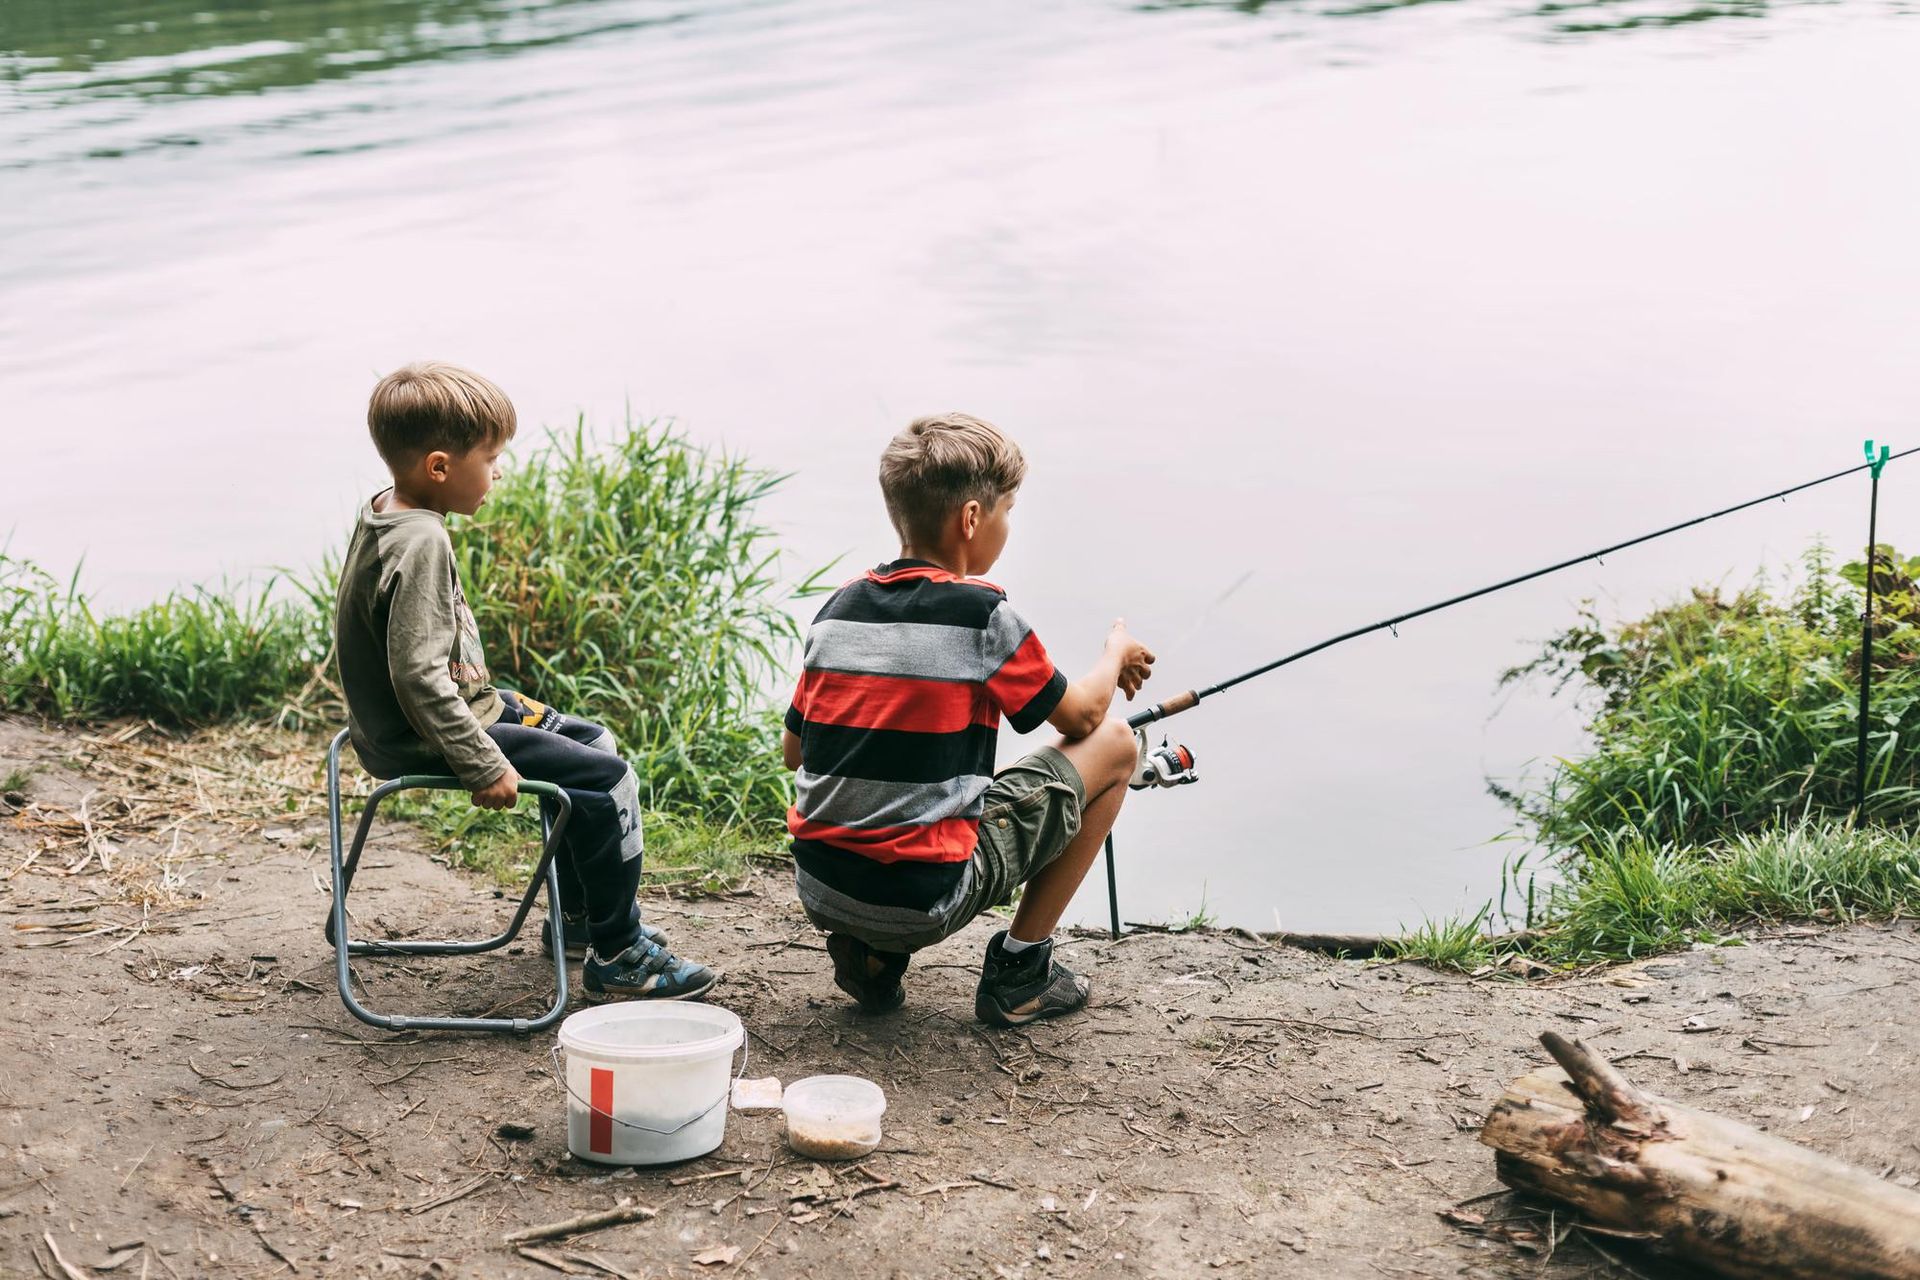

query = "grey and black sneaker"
[974,930,1089,1028]
[582,938,719,1002]
[826,933,909,1013]
[542,910,664,961]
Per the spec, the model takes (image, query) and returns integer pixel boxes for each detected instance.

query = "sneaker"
[542,911,664,960]
[974,930,1089,1028]
[826,933,908,1013]
[582,938,719,1002]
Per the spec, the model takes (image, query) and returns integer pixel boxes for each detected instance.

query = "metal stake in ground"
[1103,734,1199,939]
[1104,833,1121,940]
[1856,440,1892,814]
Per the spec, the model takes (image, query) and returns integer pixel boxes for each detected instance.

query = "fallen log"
[1480,1031,1920,1279]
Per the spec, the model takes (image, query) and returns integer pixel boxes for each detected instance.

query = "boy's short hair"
[879,413,1027,545]
[367,361,517,468]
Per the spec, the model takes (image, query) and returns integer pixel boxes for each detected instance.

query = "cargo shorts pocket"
[971,752,1085,913]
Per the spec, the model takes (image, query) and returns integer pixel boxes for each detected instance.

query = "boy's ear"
[422,450,452,483]
[958,498,982,541]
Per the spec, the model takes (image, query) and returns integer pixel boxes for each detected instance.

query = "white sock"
[1001,933,1046,955]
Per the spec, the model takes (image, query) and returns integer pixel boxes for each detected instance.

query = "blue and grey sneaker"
[542,910,664,961]
[583,938,719,1002]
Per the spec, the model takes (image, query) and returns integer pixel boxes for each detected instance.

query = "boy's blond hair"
[367,361,517,468]
[879,413,1028,546]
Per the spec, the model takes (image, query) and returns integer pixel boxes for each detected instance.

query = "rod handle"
[1127,689,1198,728]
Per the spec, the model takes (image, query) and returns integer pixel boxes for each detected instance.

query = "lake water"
[5,0,1919,932]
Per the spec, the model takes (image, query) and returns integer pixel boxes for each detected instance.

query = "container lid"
[782,1074,886,1122]
[558,1002,742,1062]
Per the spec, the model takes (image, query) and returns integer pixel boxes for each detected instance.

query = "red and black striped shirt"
[786,560,1067,895]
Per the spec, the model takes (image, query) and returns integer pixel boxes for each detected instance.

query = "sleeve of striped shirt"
[981,600,1068,734]
[785,678,805,735]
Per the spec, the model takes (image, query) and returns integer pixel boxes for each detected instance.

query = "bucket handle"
[549,1034,750,1138]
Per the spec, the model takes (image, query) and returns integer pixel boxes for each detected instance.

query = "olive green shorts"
[791,746,1087,953]
[945,745,1087,929]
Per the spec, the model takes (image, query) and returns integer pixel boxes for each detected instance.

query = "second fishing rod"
[1100,440,1916,940]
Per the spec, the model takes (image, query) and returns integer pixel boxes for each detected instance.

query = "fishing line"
[1127,445,1920,730]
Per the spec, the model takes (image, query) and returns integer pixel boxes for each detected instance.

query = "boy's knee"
[1092,716,1136,784]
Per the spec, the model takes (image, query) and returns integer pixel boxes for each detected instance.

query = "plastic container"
[782,1075,886,1160]
[556,1003,743,1165]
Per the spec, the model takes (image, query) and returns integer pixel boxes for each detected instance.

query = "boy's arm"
[384,537,513,793]
[1048,619,1154,740]
[782,680,806,771]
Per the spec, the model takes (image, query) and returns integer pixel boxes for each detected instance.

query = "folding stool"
[325,727,571,1034]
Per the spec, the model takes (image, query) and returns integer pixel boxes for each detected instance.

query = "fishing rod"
[1101,441,1919,939]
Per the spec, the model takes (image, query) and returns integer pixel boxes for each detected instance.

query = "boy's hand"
[471,765,523,810]
[1105,618,1156,700]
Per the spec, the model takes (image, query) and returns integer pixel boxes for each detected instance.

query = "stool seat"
[325,727,570,1034]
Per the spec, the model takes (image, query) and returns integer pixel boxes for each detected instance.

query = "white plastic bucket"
[556,1003,744,1165]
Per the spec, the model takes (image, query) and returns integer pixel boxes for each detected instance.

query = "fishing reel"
[1130,729,1198,789]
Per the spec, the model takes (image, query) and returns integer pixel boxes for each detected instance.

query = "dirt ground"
[6,714,1920,1280]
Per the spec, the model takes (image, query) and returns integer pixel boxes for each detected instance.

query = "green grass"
[1394,812,1920,974]
[1385,905,1497,970]
[389,788,779,895]
[0,416,820,887]
[0,555,332,728]
[1169,887,1218,933]
[1392,544,1920,974]
[1497,544,1920,849]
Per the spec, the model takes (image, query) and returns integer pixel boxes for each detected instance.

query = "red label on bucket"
[589,1067,614,1155]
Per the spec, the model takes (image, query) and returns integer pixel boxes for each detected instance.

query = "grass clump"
[1385,906,1496,970]
[1398,820,1920,973]
[392,789,771,894]
[1169,886,1218,933]
[0,555,331,727]
[1394,544,1920,973]
[1525,820,1920,966]
[1497,543,1920,848]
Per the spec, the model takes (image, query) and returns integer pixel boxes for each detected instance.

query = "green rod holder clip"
[1865,440,1892,479]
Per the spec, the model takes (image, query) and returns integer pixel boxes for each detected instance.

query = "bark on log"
[1480,1032,1920,1280]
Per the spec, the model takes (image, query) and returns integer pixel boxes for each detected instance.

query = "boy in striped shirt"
[783,413,1154,1026]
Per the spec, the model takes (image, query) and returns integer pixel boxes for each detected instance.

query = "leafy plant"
[1499,544,1920,849]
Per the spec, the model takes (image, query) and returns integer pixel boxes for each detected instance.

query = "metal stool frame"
[325,728,572,1034]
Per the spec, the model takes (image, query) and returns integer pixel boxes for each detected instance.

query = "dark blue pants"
[488,693,644,955]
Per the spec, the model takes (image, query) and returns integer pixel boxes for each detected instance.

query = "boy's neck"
[898,541,971,578]
[381,479,447,516]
